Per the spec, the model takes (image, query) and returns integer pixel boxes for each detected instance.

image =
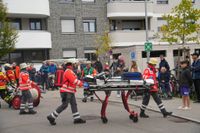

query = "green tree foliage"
[95,31,111,56]
[161,0,200,45]
[0,0,18,58]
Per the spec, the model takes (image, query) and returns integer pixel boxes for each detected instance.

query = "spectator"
[191,52,200,103]
[158,67,172,99]
[110,59,118,76]
[104,62,110,71]
[178,60,193,110]
[130,60,140,72]
[40,61,49,92]
[27,63,36,82]
[159,55,170,72]
[48,62,57,90]
[94,58,103,73]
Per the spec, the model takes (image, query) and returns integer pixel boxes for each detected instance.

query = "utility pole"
[145,0,150,61]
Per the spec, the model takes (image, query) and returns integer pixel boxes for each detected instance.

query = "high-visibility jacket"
[0,72,8,90]
[81,67,97,78]
[13,66,20,80]
[143,67,158,92]
[18,71,32,91]
[6,70,16,83]
[55,69,64,87]
[60,69,83,93]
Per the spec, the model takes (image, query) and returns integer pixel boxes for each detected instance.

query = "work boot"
[90,97,94,102]
[163,111,172,118]
[19,110,27,115]
[74,118,86,124]
[28,110,37,114]
[140,112,149,118]
[47,115,56,125]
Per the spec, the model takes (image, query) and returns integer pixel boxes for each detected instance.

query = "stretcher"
[83,72,154,124]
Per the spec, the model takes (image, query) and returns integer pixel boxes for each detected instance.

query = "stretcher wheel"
[82,98,87,103]
[132,116,138,123]
[129,114,134,120]
[101,117,108,124]
[12,96,21,110]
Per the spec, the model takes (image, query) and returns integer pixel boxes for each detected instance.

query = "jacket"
[158,71,170,83]
[49,64,57,74]
[179,67,193,88]
[13,66,20,80]
[18,71,33,91]
[60,68,83,93]
[143,66,158,92]
[191,59,200,79]
[6,70,16,83]
[0,72,8,90]
[159,59,170,71]
[82,67,97,78]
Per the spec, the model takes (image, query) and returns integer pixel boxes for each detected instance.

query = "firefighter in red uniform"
[0,65,8,108]
[47,62,86,125]
[19,63,37,115]
[140,58,172,118]
[4,63,16,86]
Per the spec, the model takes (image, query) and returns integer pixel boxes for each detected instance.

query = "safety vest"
[0,72,7,90]
[6,70,16,83]
[143,68,158,92]
[18,71,32,91]
[60,69,83,93]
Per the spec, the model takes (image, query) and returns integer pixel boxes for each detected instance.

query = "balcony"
[107,0,153,18]
[109,30,154,47]
[16,31,52,49]
[3,0,50,18]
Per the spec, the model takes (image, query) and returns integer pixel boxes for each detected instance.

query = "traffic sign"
[131,52,136,60]
[144,41,152,52]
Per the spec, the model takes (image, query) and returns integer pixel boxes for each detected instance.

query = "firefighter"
[81,61,97,102]
[19,63,37,115]
[47,62,86,125]
[0,65,8,108]
[140,58,172,118]
[4,63,16,86]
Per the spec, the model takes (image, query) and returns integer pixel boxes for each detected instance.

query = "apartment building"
[108,0,200,70]
[1,0,52,63]
[48,0,108,61]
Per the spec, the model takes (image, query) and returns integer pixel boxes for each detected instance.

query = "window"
[84,49,97,61]
[157,17,167,32]
[82,0,95,2]
[122,20,146,31]
[29,19,42,30]
[63,49,77,58]
[142,50,166,58]
[83,19,96,32]
[157,0,168,4]
[59,0,74,3]
[61,19,75,33]
[10,19,21,30]
[192,0,195,3]
[173,50,183,57]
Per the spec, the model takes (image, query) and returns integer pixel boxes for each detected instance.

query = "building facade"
[108,0,200,71]
[1,0,52,63]
[48,0,108,61]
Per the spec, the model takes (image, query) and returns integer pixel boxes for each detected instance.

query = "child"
[158,67,172,99]
[178,60,193,110]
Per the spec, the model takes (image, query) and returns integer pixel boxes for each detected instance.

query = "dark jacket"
[158,71,170,83]
[159,59,170,72]
[191,59,200,79]
[94,61,103,73]
[179,67,193,87]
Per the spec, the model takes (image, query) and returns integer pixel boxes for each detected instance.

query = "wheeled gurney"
[83,72,153,124]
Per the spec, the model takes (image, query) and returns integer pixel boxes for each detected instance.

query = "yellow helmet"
[148,58,158,65]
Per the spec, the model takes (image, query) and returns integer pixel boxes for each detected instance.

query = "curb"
[77,97,200,124]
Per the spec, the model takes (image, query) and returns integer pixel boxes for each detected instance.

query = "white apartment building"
[2,0,52,63]
[108,0,200,71]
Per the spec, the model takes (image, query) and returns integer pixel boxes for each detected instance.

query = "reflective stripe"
[158,103,164,107]
[54,111,59,116]
[51,113,57,119]
[160,106,165,109]
[73,115,81,119]
[73,79,78,84]
[73,112,80,116]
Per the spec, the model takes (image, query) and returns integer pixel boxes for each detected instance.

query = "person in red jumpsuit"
[140,58,172,118]
[19,63,37,115]
[47,62,86,125]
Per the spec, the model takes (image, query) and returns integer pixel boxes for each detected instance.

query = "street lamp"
[145,0,150,62]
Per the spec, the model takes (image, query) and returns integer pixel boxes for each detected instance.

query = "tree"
[95,31,111,57]
[0,0,18,59]
[161,0,200,45]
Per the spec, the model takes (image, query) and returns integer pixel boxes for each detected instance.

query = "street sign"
[131,52,136,60]
[144,41,152,52]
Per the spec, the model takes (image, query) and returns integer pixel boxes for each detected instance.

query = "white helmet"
[20,63,28,70]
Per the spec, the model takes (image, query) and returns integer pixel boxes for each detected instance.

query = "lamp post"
[145,0,150,61]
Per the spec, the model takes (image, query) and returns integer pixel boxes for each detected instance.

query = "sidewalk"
[74,89,200,124]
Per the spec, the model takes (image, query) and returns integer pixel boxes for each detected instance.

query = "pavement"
[75,89,200,124]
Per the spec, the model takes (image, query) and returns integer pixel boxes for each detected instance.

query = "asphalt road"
[0,93,200,133]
